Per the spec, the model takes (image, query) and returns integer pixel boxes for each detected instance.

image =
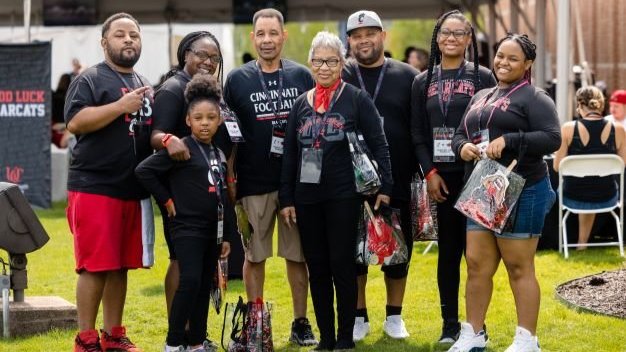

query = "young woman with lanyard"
[410,10,496,345]
[449,34,560,352]
[135,75,234,352]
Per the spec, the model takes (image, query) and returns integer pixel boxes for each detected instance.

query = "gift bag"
[455,159,525,233]
[410,173,439,241]
[245,298,274,352]
[356,201,409,266]
[222,296,247,352]
[235,202,252,250]
[210,257,229,314]
[347,131,381,196]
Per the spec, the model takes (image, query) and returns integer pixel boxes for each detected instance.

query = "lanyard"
[355,59,388,104]
[437,60,466,127]
[311,82,343,149]
[255,60,284,120]
[104,61,144,93]
[192,137,224,208]
[465,79,529,137]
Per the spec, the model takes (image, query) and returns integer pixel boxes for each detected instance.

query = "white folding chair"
[558,154,625,258]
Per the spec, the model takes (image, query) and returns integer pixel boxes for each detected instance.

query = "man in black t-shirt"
[64,13,153,352]
[342,10,419,341]
[223,8,317,346]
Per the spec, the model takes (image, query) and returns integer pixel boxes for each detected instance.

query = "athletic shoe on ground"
[201,339,218,352]
[74,329,102,352]
[447,322,487,352]
[504,326,541,352]
[438,321,461,344]
[100,326,142,352]
[290,317,319,346]
[352,316,370,341]
[382,315,410,339]
[163,345,186,352]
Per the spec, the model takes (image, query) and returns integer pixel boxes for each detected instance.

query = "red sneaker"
[100,326,142,352]
[74,329,103,352]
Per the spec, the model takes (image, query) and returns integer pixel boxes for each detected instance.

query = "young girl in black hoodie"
[136,75,234,352]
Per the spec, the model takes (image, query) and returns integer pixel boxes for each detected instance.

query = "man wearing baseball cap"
[607,89,626,124]
[343,9,419,342]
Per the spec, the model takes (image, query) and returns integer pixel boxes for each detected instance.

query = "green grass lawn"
[2,201,626,351]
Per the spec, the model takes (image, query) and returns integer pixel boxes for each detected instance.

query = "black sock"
[356,308,369,322]
[386,305,402,317]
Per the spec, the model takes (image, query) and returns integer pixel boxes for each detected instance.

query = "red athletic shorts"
[67,191,143,272]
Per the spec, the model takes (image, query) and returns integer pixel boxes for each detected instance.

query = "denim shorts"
[562,193,619,210]
[467,174,556,239]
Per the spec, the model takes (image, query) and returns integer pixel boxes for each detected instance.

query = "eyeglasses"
[190,50,221,64]
[438,28,469,39]
[311,58,341,68]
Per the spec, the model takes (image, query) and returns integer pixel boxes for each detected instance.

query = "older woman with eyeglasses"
[279,31,393,351]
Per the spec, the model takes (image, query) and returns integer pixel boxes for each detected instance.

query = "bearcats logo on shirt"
[297,113,346,145]
[121,87,154,136]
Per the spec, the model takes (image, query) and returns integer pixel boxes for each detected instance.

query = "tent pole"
[535,0,546,88]
[556,0,570,123]
[23,0,31,43]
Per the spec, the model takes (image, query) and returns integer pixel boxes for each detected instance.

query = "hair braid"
[469,26,481,89]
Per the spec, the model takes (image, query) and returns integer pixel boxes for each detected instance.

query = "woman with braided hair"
[410,10,496,345]
[150,31,231,351]
[450,34,560,352]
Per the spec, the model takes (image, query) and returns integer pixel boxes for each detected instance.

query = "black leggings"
[436,171,467,323]
[296,198,361,344]
[167,234,221,346]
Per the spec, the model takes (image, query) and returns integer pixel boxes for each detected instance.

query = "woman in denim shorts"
[449,34,561,352]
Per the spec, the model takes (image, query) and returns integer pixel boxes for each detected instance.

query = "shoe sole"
[289,335,318,346]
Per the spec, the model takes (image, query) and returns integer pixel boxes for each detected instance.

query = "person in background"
[450,33,560,352]
[411,9,496,346]
[136,75,234,352]
[279,31,393,351]
[242,52,255,64]
[553,86,626,249]
[65,12,152,352]
[223,8,317,346]
[150,30,228,352]
[343,9,418,341]
[606,89,626,124]
[403,46,429,72]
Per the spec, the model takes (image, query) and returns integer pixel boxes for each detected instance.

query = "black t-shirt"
[135,137,236,241]
[279,83,393,207]
[342,58,418,201]
[152,70,233,157]
[411,62,497,174]
[64,62,153,199]
[224,59,314,198]
[452,81,561,184]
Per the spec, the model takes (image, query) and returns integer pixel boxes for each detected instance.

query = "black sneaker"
[334,339,356,351]
[310,339,335,351]
[438,321,461,344]
[290,317,318,346]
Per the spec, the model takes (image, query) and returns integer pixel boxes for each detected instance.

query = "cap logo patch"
[358,13,365,24]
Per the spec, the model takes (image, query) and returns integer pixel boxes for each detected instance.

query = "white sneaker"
[352,317,370,342]
[382,315,409,339]
[447,322,487,352]
[504,326,541,352]
[164,345,186,352]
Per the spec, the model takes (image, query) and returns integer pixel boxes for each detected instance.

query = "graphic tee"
[411,63,496,174]
[279,83,393,207]
[64,62,153,199]
[224,59,314,198]
[343,58,418,201]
